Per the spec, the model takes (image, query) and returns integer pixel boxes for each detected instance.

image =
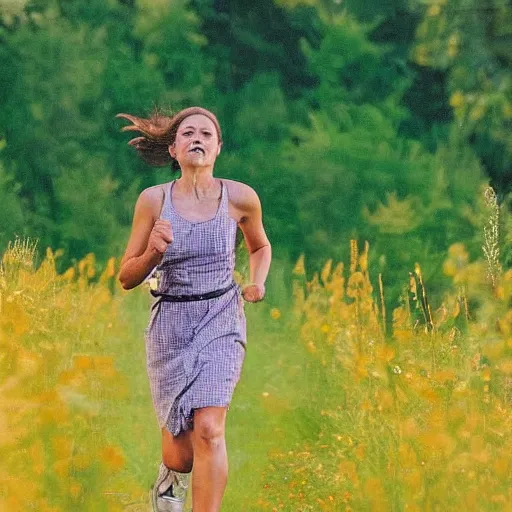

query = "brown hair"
[116,107,223,171]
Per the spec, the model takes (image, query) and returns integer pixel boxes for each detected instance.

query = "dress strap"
[219,179,228,214]
[159,181,173,220]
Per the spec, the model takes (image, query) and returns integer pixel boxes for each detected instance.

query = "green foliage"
[267,15,483,293]
[190,0,322,95]
[0,162,25,249]
[0,0,213,264]
[411,0,512,194]
[0,0,509,305]
[132,0,212,106]
[304,14,409,108]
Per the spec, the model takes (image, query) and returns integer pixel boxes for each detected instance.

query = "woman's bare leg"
[162,427,194,472]
[190,406,228,512]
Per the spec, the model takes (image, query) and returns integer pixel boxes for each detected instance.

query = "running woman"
[117,107,272,512]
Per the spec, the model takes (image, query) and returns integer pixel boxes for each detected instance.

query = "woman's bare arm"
[230,182,272,301]
[118,187,171,290]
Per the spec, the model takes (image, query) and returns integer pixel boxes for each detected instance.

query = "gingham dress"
[144,179,246,436]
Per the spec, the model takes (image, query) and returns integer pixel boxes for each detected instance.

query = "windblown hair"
[116,107,223,171]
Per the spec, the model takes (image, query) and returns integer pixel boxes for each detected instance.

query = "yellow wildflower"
[354,444,365,461]
[481,367,491,381]
[494,457,509,477]
[498,359,512,374]
[101,257,116,281]
[293,254,305,276]
[307,341,317,353]
[349,240,358,274]
[359,241,369,272]
[100,445,125,470]
[449,91,464,109]
[427,4,441,16]
[69,482,82,499]
[469,104,486,121]
[73,355,94,370]
[270,308,281,320]
[29,440,45,476]
[62,267,75,281]
[414,45,429,66]
[376,344,395,363]
[52,436,73,460]
[320,259,332,284]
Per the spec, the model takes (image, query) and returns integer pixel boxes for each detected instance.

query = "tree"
[410,0,512,197]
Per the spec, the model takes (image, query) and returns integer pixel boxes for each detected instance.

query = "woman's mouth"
[189,147,205,155]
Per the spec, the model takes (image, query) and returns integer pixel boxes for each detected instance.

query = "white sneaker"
[150,463,190,512]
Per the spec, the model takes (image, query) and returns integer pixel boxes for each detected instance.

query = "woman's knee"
[193,408,227,448]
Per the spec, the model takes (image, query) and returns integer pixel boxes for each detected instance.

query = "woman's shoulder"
[221,178,260,205]
[136,182,168,218]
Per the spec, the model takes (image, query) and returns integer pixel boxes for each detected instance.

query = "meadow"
[1,0,511,510]
[2,224,512,511]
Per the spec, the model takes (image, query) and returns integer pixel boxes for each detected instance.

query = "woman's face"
[169,114,221,169]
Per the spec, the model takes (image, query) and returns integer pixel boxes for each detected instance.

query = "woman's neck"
[176,169,217,200]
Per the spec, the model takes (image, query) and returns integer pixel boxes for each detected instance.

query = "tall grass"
[254,194,512,510]
[2,187,512,510]
[0,238,145,511]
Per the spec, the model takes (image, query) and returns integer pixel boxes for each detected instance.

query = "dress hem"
[164,400,232,437]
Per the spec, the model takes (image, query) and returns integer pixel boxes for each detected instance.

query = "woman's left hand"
[242,283,265,303]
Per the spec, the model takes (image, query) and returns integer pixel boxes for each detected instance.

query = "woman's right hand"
[145,219,173,264]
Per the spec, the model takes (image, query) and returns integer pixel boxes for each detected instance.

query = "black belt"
[150,281,237,303]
